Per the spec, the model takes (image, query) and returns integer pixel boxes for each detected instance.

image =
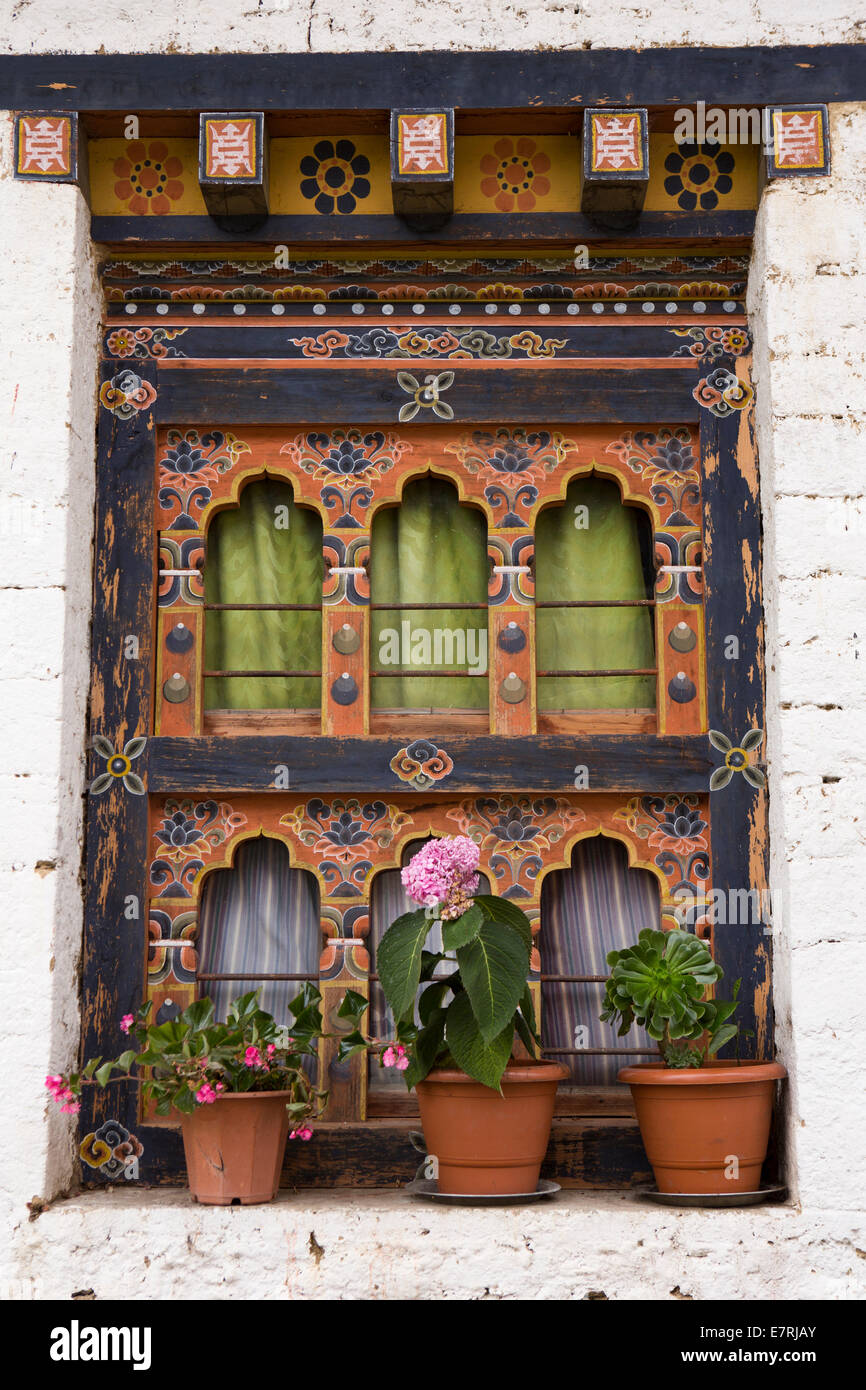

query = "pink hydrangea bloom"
[401,836,480,912]
[119,1014,134,1034]
[289,1125,313,1141]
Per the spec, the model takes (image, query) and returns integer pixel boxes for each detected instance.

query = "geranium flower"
[480,138,551,212]
[114,141,185,216]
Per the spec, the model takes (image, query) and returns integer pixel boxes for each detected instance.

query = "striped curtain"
[369,840,488,1090]
[198,836,321,1024]
[540,836,659,1083]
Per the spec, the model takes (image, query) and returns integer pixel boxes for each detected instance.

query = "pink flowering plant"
[45,986,328,1132]
[338,836,539,1092]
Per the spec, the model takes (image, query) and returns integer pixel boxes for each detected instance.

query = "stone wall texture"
[0,2,864,1299]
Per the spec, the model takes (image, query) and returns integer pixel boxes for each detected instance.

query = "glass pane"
[540,836,658,1083]
[204,478,322,710]
[371,477,488,710]
[536,476,656,710]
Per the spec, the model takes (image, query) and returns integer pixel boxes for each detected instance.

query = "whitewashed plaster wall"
[0,0,864,1299]
[1,0,865,54]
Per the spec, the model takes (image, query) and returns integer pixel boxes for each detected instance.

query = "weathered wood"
[146,733,715,793]
[79,361,157,1163]
[701,355,772,1059]
[4,48,862,110]
[155,365,701,425]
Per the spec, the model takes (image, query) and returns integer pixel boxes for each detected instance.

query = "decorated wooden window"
[85,121,768,1192]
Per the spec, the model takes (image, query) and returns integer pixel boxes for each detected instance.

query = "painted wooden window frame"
[82,316,769,1188]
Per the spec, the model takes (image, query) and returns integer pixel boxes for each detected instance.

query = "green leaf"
[514,1009,536,1056]
[405,1007,448,1089]
[418,979,451,1027]
[182,997,216,1032]
[117,1050,137,1073]
[336,1029,368,1064]
[171,1087,197,1115]
[444,991,513,1092]
[95,1062,115,1088]
[376,908,431,1022]
[456,919,529,1044]
[707,1024,739,1055]
[337,989,369,1024]
[474,895,533,952]
[441,903,484,951]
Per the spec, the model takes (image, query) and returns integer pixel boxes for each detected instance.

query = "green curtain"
[370,477,488,710]
[536,477,655,711]
[204,479,322,710]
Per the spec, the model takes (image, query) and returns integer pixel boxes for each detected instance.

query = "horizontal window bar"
[204,603,322,611]
[196,972,318,982]
[535,599,655,608]
[203,669,322,678]
[539,974,607,983]
[369,670,488,678]
[368,602,487,611]
[537,668,657,677]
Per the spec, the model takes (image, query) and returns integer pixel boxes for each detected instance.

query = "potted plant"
[601,927,786,1195]
[338,836,568,1197]
[45,986,327,1205]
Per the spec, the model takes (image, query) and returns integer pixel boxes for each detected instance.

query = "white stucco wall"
[1,0,864,1300]
[0,109,100,1238]
[1,0,865,53]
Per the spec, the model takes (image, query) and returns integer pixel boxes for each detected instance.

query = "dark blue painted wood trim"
[2,47,863,110]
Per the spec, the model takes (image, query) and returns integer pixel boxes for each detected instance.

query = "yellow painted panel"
[90,139,205,215]
[646,135,758,211]
[455,135,579,213]
[270,137,390,214]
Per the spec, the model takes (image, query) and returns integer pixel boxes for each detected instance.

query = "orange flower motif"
[113,140,184,215]
[480,138,551,212]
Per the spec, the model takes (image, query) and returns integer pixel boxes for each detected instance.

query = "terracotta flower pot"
[416,1059,569,1196]
[618,1060,787,1195]
[180,1090,292,1205]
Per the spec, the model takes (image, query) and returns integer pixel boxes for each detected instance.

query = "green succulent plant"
[600,927,740,1069]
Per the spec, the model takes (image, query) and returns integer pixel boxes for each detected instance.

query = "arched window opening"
[370,476,489,732]
[368,838,490,1098]
[203,477,322,728]
[198,836,321,1027]
[535,476,656,731]
[540,836,659,1085]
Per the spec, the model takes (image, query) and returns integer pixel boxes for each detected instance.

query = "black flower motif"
[490,803,543,844]
[156,810,202,850]
[160,438,211,476]
[320,440,374,477]
[658,802,708,843]
[488,441,536,474]
[300,140,371,215]
[663,142,735,212]
[321,811,371,850]
[648,437,697,477]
